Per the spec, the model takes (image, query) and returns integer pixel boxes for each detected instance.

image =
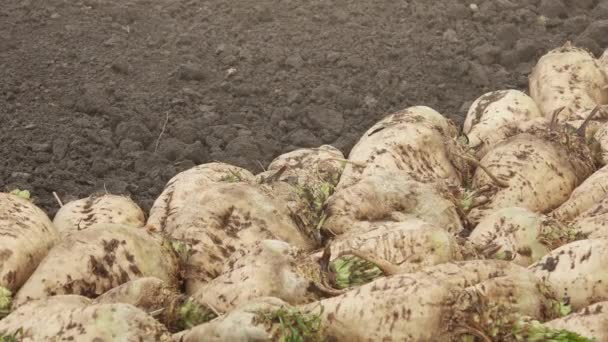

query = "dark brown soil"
[1,0,607,216]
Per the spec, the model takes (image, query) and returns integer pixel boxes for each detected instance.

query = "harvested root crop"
[542,301,608,341]
[0,295,92,336]
[174,297,324,342]
[298,259,547,341]
[337,106,464,190]
[418,259,529,288]
[329,256,527,292]
[255,146,346,234]
[322,170,463,236]
[552,164,608,222]
[52,193,145,235]
[256,145,345,188]
[155,182,319,295]
[93,277,213,332]
[466,128,595,224]
[485,316,596,341]
[529,42,608,122]
[190,240,334,314]
[530,238,608,310]
[300,273,459,341]
[570,196,608,239]
[452,272,569,341]
[256,181,327,243]
[0,298,172,341]
[468,207,577,266]
[320,219,470,276]
[0,193,59,298]
[594,120,608,166]
[565,116,603,145]
[147,162,256,232]
[13,223,180,308]
[463,89,543,159]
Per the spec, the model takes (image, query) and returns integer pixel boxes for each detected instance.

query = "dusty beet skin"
[0,0,605,216]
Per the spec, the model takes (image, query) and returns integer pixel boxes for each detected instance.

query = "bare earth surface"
[1,0,607,215]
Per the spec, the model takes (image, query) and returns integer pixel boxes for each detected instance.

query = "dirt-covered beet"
[323,170,464,236]
[1,0,605,216]
[466,129,595,224]
[462,89,543,159]
[92,277,212,332]
[529,42,608,122]
[0,298,173,341]
[468,207,575,266]
[543,301,608,341]
[190,240,327,314]
[320,219,470,274]
[530,238,608,311]
[153,181,320,295]
[52,193,145,235]
[12,223,180,308]
[0,193,59,293]
[552,164,608,222]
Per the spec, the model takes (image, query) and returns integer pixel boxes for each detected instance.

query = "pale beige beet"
[182,260,528,342]
[190,240,326,314]
[453,271,565,341]
[0,300,172,341]
[173,297,293,342]
[467,131,594,224]
[147,162,256,232]
[299,273,458,341]
[319,219,469,274]
[594,120,608,166]
[13,223,180,308]
[337,106,463,190]
[255,146,345,234]
[323,170,463,236]
[552,164,608,222]
[0,295,92,335]
[93,277,211,332]
[529,42,608,122]
[529,238,608,310]
[53,193,145,235]
[463,89,543,159]
[296,261,529,341]
[0,193,59,293]
[543,301,608,341]
[159,182,319,295]
[256,144,345,187]
[468,207,574,266]
[417,259,529,287]
[571,196,608,239]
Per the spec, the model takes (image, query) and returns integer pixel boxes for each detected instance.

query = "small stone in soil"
[119,139,144,155]
[284,53,304,69]
[91,158,111,177]
[111,61,130,75]
[34,153,52,163]
[52,139,69,159]
[472,44,500,65]
[288,128,321,147]
[115,121,153,144]
[32,143,51,152]
[176,64,207,81]
[181,141,208,164]
[11,172,32,180]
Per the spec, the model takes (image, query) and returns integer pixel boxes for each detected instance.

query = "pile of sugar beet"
[3,41,608,341]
